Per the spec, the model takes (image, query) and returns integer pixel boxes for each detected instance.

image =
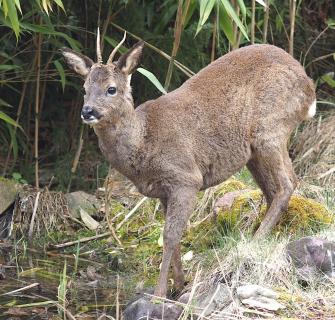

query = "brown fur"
[62,43,315,298]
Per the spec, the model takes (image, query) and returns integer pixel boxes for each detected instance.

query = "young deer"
[62,33,315,298]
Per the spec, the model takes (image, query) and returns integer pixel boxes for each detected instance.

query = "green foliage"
[0,0,333,190]
[12,171,28,184]
[0,0,64,38]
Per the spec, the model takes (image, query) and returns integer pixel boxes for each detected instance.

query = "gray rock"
[237,285,285,312]
[287,237,335,278]
[178,283,232,317]
[236,284,278,300]
[0,178,19,213]
[122,297,182,320]
[65,191,100,218]
[241,296,285,311]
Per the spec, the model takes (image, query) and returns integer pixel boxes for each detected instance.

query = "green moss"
[271,195,333,233]
[218,191,332,234]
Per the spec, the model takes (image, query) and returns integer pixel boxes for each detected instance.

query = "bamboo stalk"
[164,0,184,91]
[2,66,31,176]
[251,0,256,44]
[211,11,217,62]
[67,125,85,193]
[262,0,269,43]
[232,1,241,50]
[289,0,296,56]
[34,29,42,189]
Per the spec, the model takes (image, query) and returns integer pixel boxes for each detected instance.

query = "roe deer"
[61,33,315,298]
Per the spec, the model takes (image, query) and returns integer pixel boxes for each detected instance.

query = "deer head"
[61,30,144,127]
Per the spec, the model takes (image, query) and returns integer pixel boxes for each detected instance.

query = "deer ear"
[117,41,144,75]
[61,47,94,78]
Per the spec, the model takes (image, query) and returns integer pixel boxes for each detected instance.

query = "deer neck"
[93,105,145,176]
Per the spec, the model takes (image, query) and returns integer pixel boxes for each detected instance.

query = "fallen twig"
[0,282,40,296]
[116,196,148,230]
[51,232,112,249]
[53,196,148,249]
[28,191,41,244]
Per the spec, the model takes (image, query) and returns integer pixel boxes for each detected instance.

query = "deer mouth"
[81,115,101,125]
[81,109,102,125]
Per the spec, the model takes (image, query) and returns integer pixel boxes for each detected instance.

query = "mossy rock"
[187,190,333,249]
[0,177,21,213]
[215,178,248,196]
[218,191,333,234]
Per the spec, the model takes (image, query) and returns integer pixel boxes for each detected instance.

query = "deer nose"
[81,105,94,120]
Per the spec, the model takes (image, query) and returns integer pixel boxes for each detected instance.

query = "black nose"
[81,105,94,120]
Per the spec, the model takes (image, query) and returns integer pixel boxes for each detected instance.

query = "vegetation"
[0,0,334,190]
[0,0,334,319]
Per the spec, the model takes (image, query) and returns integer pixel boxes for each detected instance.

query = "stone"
[236,284,278,300]
[122,297,182,320]
[237,285,285,312]
[241,296,285,311]
[65,191,101,219]
[177,283,232,317]
[287,237,335,278]
[213,189,253,213]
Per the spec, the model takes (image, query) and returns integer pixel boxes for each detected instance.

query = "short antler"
[107,31,126,65]
[96,28,102,63]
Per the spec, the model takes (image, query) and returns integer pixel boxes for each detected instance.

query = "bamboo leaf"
[53,0,65,12]
[236,0,246,19]
[20,23,81,50]
[7,123,18,161]
[255,0,267,7]
[137,67,167,95]
[0,64,21,71]
[218,2,235,45]
[2,0,8,16]
[321,74,335,88]
[54,60,66,91]
[219,0,249,40]
[13,0,22,14]
[196,0,216,35]
[0,111,18,126]
[5,0,20,38]
[42,0,49,14]
[0,98,13,107]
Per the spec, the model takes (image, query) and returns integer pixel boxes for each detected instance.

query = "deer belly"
[200,146,251,189]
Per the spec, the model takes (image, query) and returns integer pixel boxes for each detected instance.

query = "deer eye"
[107,86,117,96]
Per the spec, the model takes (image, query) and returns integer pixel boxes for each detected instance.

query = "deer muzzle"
[81,105,101,124]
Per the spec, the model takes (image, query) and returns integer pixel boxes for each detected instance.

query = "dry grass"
[15,188,71,237]
[292,113,335,187]
[183,227,335,319]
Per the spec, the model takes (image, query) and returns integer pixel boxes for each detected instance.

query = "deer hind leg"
[154,188,197,298]
[247,158,276,207]
[249,141,296,238]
